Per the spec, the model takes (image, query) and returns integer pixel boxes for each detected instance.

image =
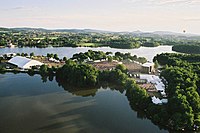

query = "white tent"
[151,96,162,105]
[8,56,43,69]
[161,99,168,104]
[140,74,165,91]
[49,57,60,63]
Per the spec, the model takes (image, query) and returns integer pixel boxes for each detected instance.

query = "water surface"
[0,73,168,133]
[0,46,175,61]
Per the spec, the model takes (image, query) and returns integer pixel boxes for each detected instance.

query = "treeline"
[153,53,200,65]
[55,59,131,87]
[153,53,200,130]
[141,42,160,47]
[0,30,172,49]
[106,37,140,49]
[56,60,99,87]
[72,50,147,63]
[172,44,200,54]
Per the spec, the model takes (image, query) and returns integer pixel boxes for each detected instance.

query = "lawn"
[77,43,106,47]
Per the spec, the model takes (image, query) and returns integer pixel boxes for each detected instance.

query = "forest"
[152,53,200,130]
[172,44,200,54]
[1,27,200,49]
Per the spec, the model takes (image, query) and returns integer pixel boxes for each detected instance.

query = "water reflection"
[42,74,169,132]
[54,74,125,97]
[0,73,168,133]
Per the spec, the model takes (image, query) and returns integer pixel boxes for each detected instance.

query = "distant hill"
[1,27,200,39]
[12,27,49,32]
[0,27,14,32]
[50,28,112,33]
[10,27,112,33]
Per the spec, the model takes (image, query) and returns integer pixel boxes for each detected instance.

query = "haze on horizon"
[0,0,200,34]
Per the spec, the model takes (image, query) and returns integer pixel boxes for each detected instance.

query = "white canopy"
[140,74,165,92]
[8,56,43,69]
[152,96,162,105]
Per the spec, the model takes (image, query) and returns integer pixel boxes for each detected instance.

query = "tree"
[54,54,59,60]
[0,57,3,63]
[47,53,53,58]
[39,64,48,76]
[106,52,112,55]
[107,56,113,62]
[154,60,159,69]
[30,52,34,57]
[116,64,127,73]
[63,57,67,61]
[24,53,28,57]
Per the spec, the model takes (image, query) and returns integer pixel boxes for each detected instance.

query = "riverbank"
[172,44,200,54]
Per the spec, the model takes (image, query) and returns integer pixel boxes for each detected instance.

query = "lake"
[0,73,168,133]
[0,46,175,61]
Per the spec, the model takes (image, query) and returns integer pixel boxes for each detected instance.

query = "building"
[8,56,43,69]
[141,62,155,73]
[139,74,166,97]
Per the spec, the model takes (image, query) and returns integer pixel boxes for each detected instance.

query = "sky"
[0,0,200,34]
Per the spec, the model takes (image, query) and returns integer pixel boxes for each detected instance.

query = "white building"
[8,56,43,69]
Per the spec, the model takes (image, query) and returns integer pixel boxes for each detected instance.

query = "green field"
[77,43,106,47]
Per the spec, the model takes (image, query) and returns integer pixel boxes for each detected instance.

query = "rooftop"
[142,62,154,67]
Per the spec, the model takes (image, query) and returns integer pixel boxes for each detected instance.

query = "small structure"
[151,96,162,105]
[8,56,43,69]
[139,74,166,97]
[141,62,155,73]
[161,99,168,104]
[151,96,168,105]
[49,57,60,63]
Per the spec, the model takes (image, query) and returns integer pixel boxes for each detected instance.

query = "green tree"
[30,52,34,57]
[54,54,59,60]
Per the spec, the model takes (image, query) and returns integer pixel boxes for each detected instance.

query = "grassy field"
[77,43,106,47]
[33,37,58,40]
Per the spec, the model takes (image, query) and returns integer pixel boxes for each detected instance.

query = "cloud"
[154,0,200,5]
[11,7,24,10]
[127,0,200,6]
[0,6,25,11]
[183,18,200,22]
